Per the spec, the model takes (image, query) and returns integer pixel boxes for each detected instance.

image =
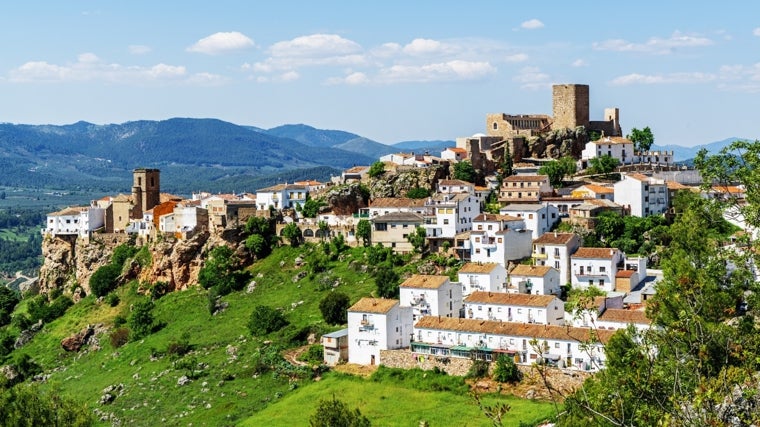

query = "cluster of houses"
[44,84,749,375]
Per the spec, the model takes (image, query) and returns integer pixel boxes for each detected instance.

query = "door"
[370,355,376,365]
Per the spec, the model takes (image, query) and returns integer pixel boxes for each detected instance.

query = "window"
[391,224,397,228]
[475,237,481,243]
[599,266,606,272]
[402,224,408,228]
[517,309,522,314]
[493,122,498,130]
[487,225,493,230]
[555,342,560,349]
[443,219,449,225]
[497,238,502,243]
[478,306,482,311]
[555,261,560,269]
[477,225,483,230]
[475,249,481,254]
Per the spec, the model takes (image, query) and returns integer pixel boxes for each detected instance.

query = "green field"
[241,373,556,427]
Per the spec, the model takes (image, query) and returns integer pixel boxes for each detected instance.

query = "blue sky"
[1,1,758,147]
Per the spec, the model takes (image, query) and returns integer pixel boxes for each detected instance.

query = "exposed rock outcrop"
[367,165,447,199]
[325,183,370,215]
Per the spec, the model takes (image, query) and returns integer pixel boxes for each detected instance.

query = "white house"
[423,192,480,252]
[322,328,349,366]
[508,264,561,296]
[441,147,467,162]
[256,184,309,211]
[44,205,106,238]
[570,184,615,202]
[399,275,463,322]
[437,179,475,194]
[499,203,560,239]
[532,232,582,286]
[458,262,508,296]
[347,298,413,366]
[366,198,427,218]
[613,173,668,217]
[464,291,565,325]
[570,247,625,292]
[411,316,612,370]
[468,214,533,267]
[581,136,634,168]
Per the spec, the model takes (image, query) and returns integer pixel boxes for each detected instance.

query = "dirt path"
[282,345,310,367]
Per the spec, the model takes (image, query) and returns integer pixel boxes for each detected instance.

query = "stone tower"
[552,84,590,130]
[132,168,160,218]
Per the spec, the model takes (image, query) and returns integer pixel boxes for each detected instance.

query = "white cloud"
[128,45,151,55]
[754,27,760,36]
[280,71,300,82]
[593,31,713,54]
[402,38,452,56]
[8,54,220,85]
[610,72,717,85]
[377,60,495,83]
[571,59,588,67]
[187,31,254,55]
[504,53,528,63]
[270,34,361,58]
[513,66,551,89]
[325,71,370,86]
[371,43,401,58]
[521,19,544,30]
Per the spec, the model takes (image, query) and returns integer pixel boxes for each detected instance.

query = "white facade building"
[464,291,565,325]
[44,205,106,238]
[468,214,533,267]
[458,262,508,296]
[500,203,560,239]
[412,316,611,370]
[581,136,634,167]
[508,264,561,296]
[347,298,413,366]
[256,184,309,211]
[532,232,581,287]
[399,275,463,322]
[571,247,625,292]
[423,192,480,251]
[613,173,668,217]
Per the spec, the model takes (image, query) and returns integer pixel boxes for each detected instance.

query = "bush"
[310,394,371,427]
[319,292,350,325]
[128,299,155,340]
[466,359,490,379]
[247,305,289,336]
[297,344,324,365]
[166,334,192,358]
[109,328,130,348]
[111,243,138,267]
[150,282,169,300]
[0,383,94,426]
[105,293,120,307]
[493,354,521,383]
[113,315,127,328]
[90,263,122,297]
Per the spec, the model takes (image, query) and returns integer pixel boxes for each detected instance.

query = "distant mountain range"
[651,137,747,162]
[0,117,745,193]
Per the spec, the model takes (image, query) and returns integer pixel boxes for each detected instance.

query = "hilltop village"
[42,84,739,374]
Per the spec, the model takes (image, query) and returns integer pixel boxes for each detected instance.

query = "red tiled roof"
[573,247,619,259]
[348,298,398,314]
[533,232,577,245]
[510,264,554,277]
[459,262,502,274]
[400,275,450,289]
[464,291,558,307]
[598,308,651,325]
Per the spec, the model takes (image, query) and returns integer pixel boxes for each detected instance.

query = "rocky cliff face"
[39,228,249,298]
[368,165,447,199]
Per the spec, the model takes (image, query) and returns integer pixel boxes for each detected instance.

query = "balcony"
[533,252,548,259]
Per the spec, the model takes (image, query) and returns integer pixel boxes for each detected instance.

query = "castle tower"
[552,84,590,130]
[131,168,160,218]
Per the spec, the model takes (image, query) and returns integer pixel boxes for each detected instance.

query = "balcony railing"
[533,252,548,259]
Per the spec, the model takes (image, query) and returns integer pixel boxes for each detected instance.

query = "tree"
[588,154,619,176]
[302,196,326,218]
[248,305,289,336]
[310,394,371,427]
[319,292,350,325]
[374,264,400,298]
[406,187,430,199]
[368,161,385,178]
[453,161,476,183]
[246,233,268,259]
[356,219,371,247]
[282,222,303,247]
[627,126,654,152]
[0,286,20,327]
[0,384,94,427]
[501,144,514,178]
[128,298,155,340]
[198,245,245,295]
[492,354,520,383]
[317,220,330,242]
[538,156,576,188]
[406,226,427,253]
[89,263,122,297]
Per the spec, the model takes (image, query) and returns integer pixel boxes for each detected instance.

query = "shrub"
[466,359,490,379]
[90,264,122,297]
[310,394,371,427]
[319,292,350,325]
[113,315,127,328]
[166,334,192,358]
[150,282,169,300]
[0,383,94,426]
[297,345,324,365]
[493,354,521,383]
[128,299,155,340]
[111,243,138,267]
[134,245,152,267]
[105,293,120,307]
[109,328,130,348]
[247,305,289,336]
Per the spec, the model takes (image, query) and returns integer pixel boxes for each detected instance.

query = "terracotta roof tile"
[591,136,632,145]
[616,270,635,278]
[400,275,450,289]
[503,175,549,183]
[348,298,399,314]
[598,308,651,324]
[464,291,558,307]
[473,213,522,222]
[369,198,427,208]
[581,184,614,194]
[414,316,614,343]
[573,247,619,259]
[459,262,502,274]
[510,264,554,277]
[533,232,577,245]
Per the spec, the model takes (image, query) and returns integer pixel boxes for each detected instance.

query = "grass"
[240,372,557,427]
[6,243,556,426]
